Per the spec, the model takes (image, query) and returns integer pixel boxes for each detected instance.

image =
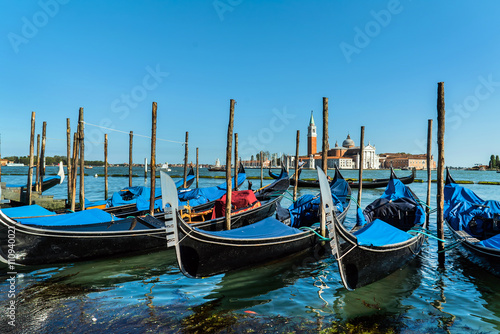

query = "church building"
[301,111,380,169]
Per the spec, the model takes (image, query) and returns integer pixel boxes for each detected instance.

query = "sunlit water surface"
[1,167,500,333]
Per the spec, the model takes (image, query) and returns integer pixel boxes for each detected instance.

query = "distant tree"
[496,155,500,168]
[490,155,496,169]
[250,155,254,162]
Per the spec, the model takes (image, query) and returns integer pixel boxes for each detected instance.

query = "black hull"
[333,224,425,290]
[0,213,167,265]
[174,203,349,278]
[268,169,415,189]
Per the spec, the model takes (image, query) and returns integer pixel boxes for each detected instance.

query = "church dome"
[342,134,355,148]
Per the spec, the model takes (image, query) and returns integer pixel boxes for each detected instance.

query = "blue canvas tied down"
[353,219,413,247]
[200,217,301,239]
[178,172,246,207]
[1,204,54,218]
[445,181,500,243]
[17,208,122,226]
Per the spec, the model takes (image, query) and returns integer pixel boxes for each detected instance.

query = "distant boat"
[85,166,93,169]
[208,158,225,171]
[157,163,171,172]
[5,162,24,167]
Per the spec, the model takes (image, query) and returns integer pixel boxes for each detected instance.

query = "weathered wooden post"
[129,131,133,187]
[70,132,78,211]
[437,82,446,265]
[66,118,72,203]
[183,131,189,188]
[40,121,47,190]
[104,134,108,200]
[27,112,36,205]
[260,151,263,188]
[78,107,85,210]
[293,130,300,201]
[357,126,365,207]
[35,134,40,192]
[426,119,433,230]
[144,158,147,181]
[234,133,239,191]
[149,102,157,216]
[225,99,235,230]
[321,97,329,237]
[196,147,199,188]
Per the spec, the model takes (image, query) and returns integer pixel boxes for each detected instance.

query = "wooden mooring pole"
[129,131,133,187]
[426,119,433,231]
[320,97,329,238]
[322,97,328,174]
[357,126,365,207]
[196,147,199,188]
[225,99,235,230]
[260,151,263,188]
[66,118,72,203]
[27,112,36,205]
[183,131,189,188]
[234,133,239,191]
[35,134,40,192]
[78,108,85,210]
[149,102,157,216]
[70,132,78,211]
[104,134,108,200]
[293,130,300,202]
[437,82,446,265]
[40,121,47,189]
[144,158,147,181]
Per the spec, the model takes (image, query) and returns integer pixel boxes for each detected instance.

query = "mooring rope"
[408,227,446,242]
[438,239,464,253]
[299,225,331,241]
[82,121,186,145]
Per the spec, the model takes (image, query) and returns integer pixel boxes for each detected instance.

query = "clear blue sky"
[2,0,500,167]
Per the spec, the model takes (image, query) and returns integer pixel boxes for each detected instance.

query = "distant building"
[379,153,436,170]
[300,132,381,169]
[307,111,317,156]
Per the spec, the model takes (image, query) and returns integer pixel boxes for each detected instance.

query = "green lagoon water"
[1,166,500,333]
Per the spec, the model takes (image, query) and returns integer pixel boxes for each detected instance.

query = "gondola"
[444,169,500,275]
[86,166,196,212]
[0,165,279,266]
[167,166,351,278]
[5,161,65,193]
[268,167,415,189]
[327,168,427,290]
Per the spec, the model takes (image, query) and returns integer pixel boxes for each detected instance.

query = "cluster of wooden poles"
[19,82,447,263]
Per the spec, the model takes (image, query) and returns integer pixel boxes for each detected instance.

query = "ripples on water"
[1,167,500,333]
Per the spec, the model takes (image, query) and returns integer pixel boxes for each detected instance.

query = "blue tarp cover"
[445,181,500,245]
[18,208,121,226]
[353,219,413,246]
[1,205,54,218]
[288,174,349,228]
[178,172,246,207]
[199,217,301,239]
[478,233,500,248]
[357,177,425,227]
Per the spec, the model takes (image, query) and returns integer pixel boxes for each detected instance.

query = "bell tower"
[307,110,317,156]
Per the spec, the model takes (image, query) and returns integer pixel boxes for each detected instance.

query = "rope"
[82,121,186,145]
[348,195,362,208]
[408,227,446,242]
[298,226,331,241]
[438,239,463,253]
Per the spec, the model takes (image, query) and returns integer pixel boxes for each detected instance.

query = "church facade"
[300,111,381,169]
